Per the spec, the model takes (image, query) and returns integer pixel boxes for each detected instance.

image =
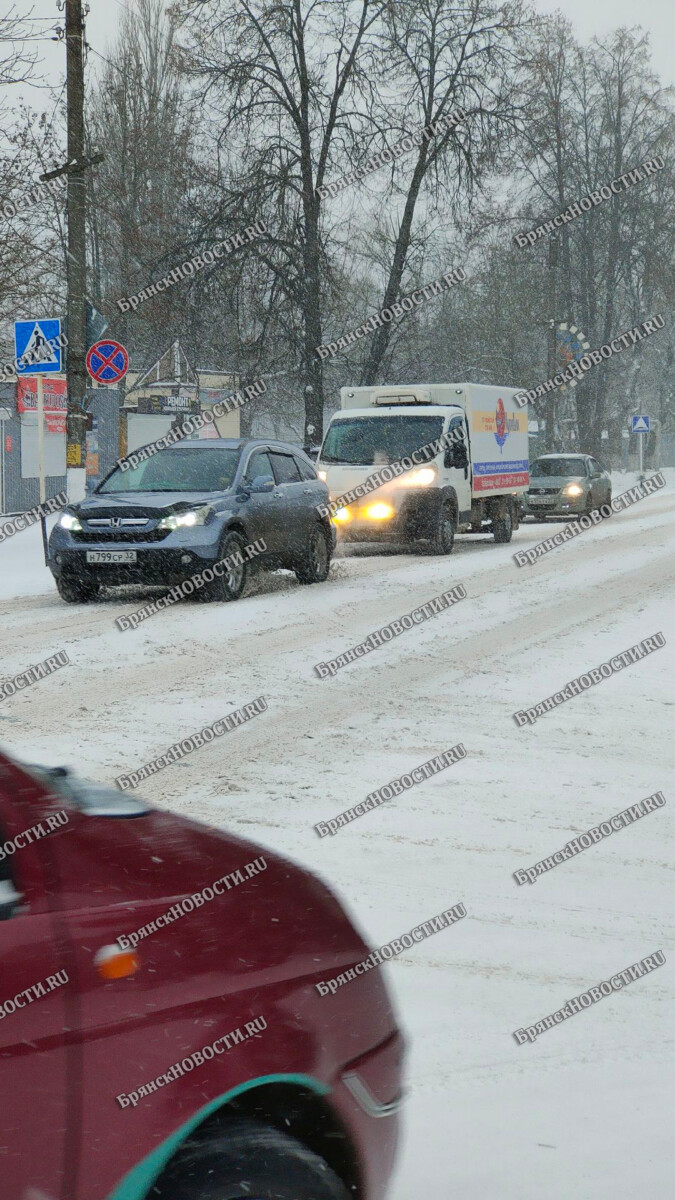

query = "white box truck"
[316,383,529,552]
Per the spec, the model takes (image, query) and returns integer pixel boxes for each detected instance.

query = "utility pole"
[65,0,88,498]
[544,234,559,451]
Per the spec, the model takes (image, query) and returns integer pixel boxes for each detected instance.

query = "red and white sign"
[86,340,129,384]
[17,377,67,434]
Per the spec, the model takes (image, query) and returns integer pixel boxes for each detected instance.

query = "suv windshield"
[531,457,586,477]
[321,415,444,466]
[98,447,241,493]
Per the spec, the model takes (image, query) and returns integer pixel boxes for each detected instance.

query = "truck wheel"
[56,575,100,603]
[493,506,513,543]
[152,1118,351,1200]
[429,499,456,554]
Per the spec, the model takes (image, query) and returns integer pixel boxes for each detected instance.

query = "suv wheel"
[151,1118,351,1200]
[209,531,248,601]
[493,505,513,543]
[429,499,456,554]
[295,525,331,584]
[56,575,100,603]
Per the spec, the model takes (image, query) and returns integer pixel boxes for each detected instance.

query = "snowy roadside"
[0,468,673,1200]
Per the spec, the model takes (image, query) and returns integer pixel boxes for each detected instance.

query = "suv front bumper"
[48,523,226,587]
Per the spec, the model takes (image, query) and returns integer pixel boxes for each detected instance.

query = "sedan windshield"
[98,447,241,493]
[531,458,587,477]
[321,415,445,466]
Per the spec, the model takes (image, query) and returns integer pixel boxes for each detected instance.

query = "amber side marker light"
[95,944,140,980]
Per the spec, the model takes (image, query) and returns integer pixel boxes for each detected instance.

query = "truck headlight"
[158,505,212,531]
[405,466,436,486]
[333,507,351,523]
[59,512,82,531]
[564,483,583,497]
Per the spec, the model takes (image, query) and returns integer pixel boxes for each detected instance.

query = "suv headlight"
[157,505,213,531]
[59,512,82,531]
[564,483,583,497]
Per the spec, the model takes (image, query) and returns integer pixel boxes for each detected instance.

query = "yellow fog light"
[333,507,351,523]
[365,502,395,520]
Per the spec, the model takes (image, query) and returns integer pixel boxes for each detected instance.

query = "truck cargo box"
[339,383,529,497]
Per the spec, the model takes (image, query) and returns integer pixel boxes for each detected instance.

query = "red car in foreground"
[0,750,403,1200]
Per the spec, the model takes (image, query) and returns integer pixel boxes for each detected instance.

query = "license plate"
[86,550,137,564]
[529,496,553,505]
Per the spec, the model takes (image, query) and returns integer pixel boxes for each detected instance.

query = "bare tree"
[86,0,199,366]
[356,0,525,384]
[177,0,388,439]
[510,23,675,454]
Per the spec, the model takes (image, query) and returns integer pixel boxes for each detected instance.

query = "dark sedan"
[48,438,334,603]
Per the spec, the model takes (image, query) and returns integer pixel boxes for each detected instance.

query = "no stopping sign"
[86,340,129,383]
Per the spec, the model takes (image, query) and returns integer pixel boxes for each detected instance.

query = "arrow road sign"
[86,340,129,384]
[631,415,651,433]
[14,318,62,374]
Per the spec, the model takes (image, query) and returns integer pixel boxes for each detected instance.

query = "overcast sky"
[14,0,675,126]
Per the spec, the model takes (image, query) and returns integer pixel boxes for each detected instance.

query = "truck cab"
[317,384,528,553]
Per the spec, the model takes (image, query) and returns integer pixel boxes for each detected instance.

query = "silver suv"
[522,453,612,520]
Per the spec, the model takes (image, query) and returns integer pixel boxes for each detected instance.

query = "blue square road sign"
[14,318,62,375]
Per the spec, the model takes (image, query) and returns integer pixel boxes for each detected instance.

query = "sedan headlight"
[157,505,213,531]
[59,512,82,531]
[564,483,584,497]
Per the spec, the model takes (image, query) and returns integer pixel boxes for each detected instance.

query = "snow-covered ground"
[1,470,673,1199]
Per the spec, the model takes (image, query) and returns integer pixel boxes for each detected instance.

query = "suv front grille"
[71,515,169,542]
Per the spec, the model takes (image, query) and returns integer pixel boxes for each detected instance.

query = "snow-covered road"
[1,471,673,1199]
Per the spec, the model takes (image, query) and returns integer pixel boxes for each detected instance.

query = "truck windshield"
[531,458,587,477]
[321,415,444,466]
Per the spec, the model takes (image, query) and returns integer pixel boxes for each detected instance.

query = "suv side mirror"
[0,879,22,921]
[249,474,275,494]
[445,442,468,469]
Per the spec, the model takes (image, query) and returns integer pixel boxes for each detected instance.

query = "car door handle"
[273,491,282,498]
[302,488,313,494]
